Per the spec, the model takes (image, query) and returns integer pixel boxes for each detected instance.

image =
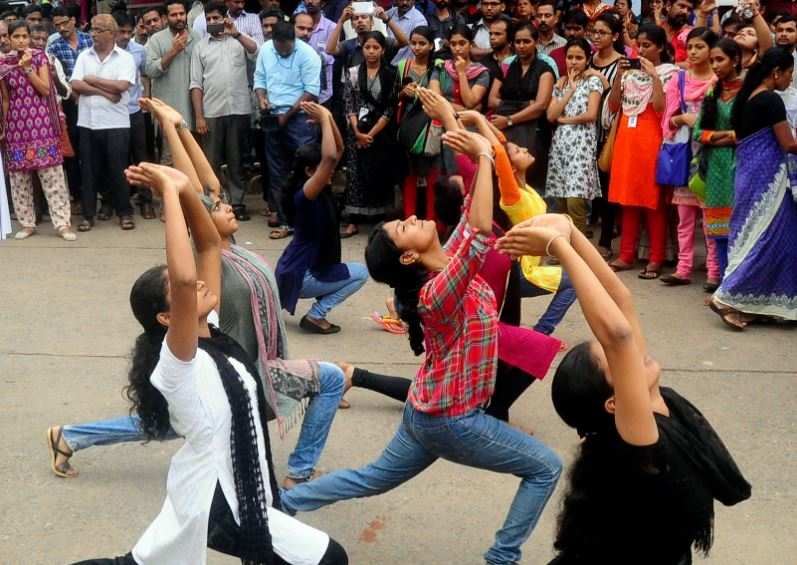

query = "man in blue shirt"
[385,0,428,64]
[254,21,321,236]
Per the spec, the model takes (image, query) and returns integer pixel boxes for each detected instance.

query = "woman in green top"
[693,39,743,284]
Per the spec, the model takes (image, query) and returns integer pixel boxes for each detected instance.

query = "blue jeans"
[519,270,577,335]
[62,363,345,480]
[281,404,562,565]
[262,112,318,224]
[300,262,368,320]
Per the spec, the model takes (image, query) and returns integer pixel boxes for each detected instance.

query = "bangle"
[545,234,566,256]
[477,151,495,167]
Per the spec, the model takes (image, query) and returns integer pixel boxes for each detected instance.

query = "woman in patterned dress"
[0,21,74,240]
[545,38,604,234]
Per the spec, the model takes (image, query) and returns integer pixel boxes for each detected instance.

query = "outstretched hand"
[418,86,454,122]
[441,129,491,158]
[125,163,191,198]
[496,214,573,258]
[139,97,185,128]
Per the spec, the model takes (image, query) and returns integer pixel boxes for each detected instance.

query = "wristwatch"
[507,117,514,127]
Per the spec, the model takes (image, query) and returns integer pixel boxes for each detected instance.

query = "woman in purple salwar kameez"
[710,48,797,329]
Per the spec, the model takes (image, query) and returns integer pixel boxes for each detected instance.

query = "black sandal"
[120,215,136,230]
[47,426,78,478]
[78,219,94,232]
[638,263,662,280]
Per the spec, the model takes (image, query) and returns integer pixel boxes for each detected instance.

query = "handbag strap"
[677,70,687,114]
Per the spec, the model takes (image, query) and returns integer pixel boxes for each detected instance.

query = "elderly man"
[254,21,321,237]
[71,14,137,232]
[190,1,258,220]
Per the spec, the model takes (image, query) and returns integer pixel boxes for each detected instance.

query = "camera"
[628,58,641,70]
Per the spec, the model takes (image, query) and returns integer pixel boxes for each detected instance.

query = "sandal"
[703,280,719,293]
[708,299,748,331]
[14,227,36,240]
[96,203,113,221]
[370,311,409,334]
[609,259,633,272]
[660,274,691,286]
[120,215,136,230]
[78,219,94,232]
[47,426,78,478]
[638,263,662,280]
[269,226,293,240]
[57,227,77,241]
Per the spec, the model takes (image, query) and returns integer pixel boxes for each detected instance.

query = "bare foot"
[385,296,399,319]
[336,362,354,408]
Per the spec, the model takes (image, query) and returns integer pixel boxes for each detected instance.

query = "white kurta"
[0,153,11,240]
[132,312,329,565]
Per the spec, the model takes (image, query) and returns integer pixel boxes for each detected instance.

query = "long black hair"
[282,142,322,227]
[365,225,427,355]
[124,265,171,440]
[732,47,794,131]
[594,12,625,55]
[636,23,673,64]
[686,26,718,49]
[699,38,742,131]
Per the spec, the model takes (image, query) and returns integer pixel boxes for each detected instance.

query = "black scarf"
[198,330,282,565]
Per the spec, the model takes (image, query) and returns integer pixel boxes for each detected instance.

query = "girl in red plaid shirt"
[280,114,562,565]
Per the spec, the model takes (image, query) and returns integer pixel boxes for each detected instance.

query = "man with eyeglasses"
[71,14,137,232]
[471,0,505,50]
[48,6,93,203]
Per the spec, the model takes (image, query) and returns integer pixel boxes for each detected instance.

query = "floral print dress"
[545,75,603,199]
[3,50,62,173]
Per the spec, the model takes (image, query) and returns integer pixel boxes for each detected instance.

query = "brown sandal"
[708,299,748,331]
[609,259,633,272]
[47,426,78,478]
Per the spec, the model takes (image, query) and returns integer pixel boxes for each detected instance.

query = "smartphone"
[628,58,641,70]
[352,1,375,15]
[207,22,225,35]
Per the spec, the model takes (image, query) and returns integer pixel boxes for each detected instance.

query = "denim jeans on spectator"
[79,127,132,219]
[299,262,368,320]
[62,363,345,479]
[518,270,577,335]
[281,403,562,565]
[262,112,318,224]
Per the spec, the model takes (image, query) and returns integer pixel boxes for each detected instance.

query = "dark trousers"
[79,127,132,219]
[128,111,151,204]
[61,98,82,200]
[262,112,318,224]
[204,114,249,206]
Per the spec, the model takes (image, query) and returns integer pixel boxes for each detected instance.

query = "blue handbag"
[656,71,692,187]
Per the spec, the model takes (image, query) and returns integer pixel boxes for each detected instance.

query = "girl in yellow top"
[458,109,577,336]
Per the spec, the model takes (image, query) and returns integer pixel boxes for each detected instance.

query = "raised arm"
[301,102,341,200]
[497,215,656,446]
[125,165,197,361]
[326,5,352,56]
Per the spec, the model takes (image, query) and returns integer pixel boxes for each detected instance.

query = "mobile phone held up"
[628,58,641,70]
[207,22,225,35]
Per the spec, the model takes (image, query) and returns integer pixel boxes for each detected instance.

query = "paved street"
[1,213,795,564]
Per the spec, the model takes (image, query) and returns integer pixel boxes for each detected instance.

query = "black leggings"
[351,361,534,421]
[70,485,348,565]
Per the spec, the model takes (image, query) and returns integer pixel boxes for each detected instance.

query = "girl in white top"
[69,164,347,565]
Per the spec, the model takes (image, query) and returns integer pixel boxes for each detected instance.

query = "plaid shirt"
[47,31,93,78]
[409,216,498,416]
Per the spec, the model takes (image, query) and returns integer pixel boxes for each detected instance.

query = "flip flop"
[638,263,662,280]
[269,226,293,240]
[370,312,408,334]
[708,299,748,331]
[47,426,78,478]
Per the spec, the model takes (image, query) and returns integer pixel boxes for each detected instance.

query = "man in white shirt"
[71,14,137,232]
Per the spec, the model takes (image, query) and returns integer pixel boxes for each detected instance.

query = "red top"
[409,212,498,417]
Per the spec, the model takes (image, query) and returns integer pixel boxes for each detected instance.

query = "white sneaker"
[14,228,35,240]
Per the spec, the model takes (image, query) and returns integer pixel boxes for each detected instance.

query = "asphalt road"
[1,211,794,564]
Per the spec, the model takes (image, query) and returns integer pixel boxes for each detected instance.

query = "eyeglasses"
[91,28,113,35]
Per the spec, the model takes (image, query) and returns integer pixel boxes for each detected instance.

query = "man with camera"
[190,1,258,221]
[254,21,321,239]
